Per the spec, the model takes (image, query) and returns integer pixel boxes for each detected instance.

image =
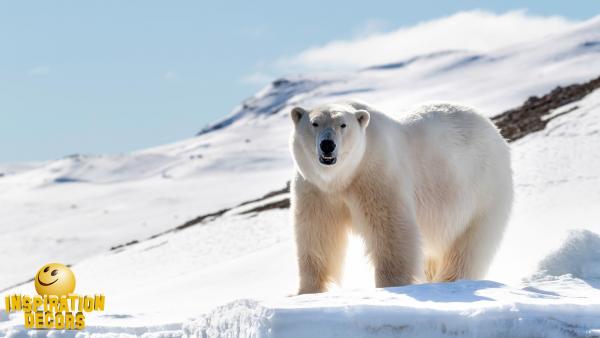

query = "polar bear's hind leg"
[431,201,511,281]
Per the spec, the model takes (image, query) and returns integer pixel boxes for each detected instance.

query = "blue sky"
[1,1,599,162]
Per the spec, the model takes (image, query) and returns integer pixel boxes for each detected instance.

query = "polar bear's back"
[401,103,502,145]
[373,102,513,255]
[402,102,511,195]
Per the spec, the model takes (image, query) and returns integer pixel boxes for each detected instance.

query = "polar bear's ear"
[355,110,370,129]
[290,107,307,124]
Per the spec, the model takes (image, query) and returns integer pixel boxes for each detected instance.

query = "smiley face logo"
[34,263,76,296]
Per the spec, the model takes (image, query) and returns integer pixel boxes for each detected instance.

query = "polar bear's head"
[289,101,370,186]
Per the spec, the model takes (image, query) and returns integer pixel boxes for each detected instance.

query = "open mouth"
[319,155,337,165]
[37,274,58,286]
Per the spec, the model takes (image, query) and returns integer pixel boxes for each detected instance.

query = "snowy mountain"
[1,13,600,338]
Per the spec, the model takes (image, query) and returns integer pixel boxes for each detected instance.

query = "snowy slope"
[1,13,600,338]
[2,14,600,291]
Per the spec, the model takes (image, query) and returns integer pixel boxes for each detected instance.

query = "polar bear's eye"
[312,122,318,127]
[340,123,347,129]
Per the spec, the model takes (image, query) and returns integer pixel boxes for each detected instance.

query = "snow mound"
[185,280,600,338]
[184,299,272,338]
[536,229,600,286]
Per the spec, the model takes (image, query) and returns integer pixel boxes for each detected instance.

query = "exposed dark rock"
[145,207,232,241]
[109,183,291,251]
[239,198,290,215]
[0,264,73,293]
[110,240,139,251]
[492,75,600,142]
[0,277,34,293]
[581,41,600,48]
[272,78,291,87]
[54,177,84,184]
[173,208,230,232]
[237,181,290,208]
[363,50,458,71]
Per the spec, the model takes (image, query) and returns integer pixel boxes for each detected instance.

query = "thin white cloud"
[280,10,578,70]
[27,66,50,77]
[353,18,390,38]
[240,71,272,86]
[164,71,177,81]
[239,26,267,39]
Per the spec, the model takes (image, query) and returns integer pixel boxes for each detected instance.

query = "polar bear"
[289,100,513,294]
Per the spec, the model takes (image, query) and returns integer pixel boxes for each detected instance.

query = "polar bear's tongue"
[319,155,337,165]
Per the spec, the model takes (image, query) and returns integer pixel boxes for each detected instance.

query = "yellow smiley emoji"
[34,263,76,296]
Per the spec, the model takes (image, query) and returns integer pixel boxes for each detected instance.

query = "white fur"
[290,100,513,294]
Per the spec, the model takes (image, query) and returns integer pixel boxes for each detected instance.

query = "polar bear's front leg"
[369,217,421,287]
[350,179,421,288]
[292,178,350,294]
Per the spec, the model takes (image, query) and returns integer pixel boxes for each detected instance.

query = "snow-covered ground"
[1,12,600,338]
[189,276,600,338]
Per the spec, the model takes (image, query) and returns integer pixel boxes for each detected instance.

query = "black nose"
[320,140,336,153]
